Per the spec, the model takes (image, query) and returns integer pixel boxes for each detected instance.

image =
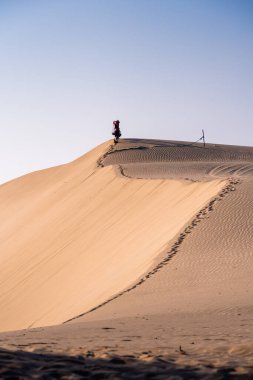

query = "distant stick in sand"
[202,129,206,148]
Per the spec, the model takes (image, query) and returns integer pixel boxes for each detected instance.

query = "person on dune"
[112,120,121,144]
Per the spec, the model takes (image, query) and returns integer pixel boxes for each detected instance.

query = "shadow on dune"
[0,348,252,379]
[123,138,206,148]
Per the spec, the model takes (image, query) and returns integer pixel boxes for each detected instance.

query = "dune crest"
[0,141,225,332]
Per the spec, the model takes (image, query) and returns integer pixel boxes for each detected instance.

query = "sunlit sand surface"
[0,138,253,378]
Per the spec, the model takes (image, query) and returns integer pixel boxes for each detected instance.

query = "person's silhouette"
[112,120,121,143]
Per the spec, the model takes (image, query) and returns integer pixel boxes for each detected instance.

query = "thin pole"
[202,129,206,148]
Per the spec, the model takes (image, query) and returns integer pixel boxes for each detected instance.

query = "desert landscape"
[0,138,252,379]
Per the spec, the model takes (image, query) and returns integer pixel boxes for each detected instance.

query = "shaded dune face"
[104,139,253,181]
[1,138,252,333]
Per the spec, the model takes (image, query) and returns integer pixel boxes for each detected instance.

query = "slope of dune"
[0,138,253,377]
[79,139,253,320]
[0,140,225,332]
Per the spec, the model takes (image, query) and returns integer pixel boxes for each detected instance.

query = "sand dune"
[0,140,224,332]
[0,138,252,377]
[78,139,253,319]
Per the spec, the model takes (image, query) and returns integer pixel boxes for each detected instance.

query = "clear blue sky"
[0,0,252,184]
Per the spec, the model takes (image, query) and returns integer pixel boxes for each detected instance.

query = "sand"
[0,138,252,378]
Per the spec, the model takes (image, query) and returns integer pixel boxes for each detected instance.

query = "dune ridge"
[0,140,225,332]
[78,139,253,320]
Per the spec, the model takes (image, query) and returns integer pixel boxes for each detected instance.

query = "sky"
[0,0,252,184]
